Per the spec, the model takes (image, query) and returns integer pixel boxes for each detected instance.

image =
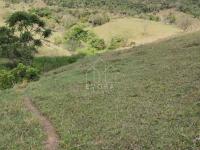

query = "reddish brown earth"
[24,97,59,150]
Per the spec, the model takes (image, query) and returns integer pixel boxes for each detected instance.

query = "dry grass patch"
[92,17,182,46]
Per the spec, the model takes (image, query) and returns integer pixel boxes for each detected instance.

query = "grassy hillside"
[1,1,200,149]
[0,90,44,150]
[6,31,198,149]
[92,17,181,45]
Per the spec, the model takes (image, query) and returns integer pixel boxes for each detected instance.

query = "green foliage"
[88,13,110,26]
[0,70,15,90]
[65,25,106,52]
[12,63,39,82]
[108,36,126,50]
[0,11,51,65]
[29,8,52,18]
[89,38,106,50]
[22,31,200,149]
[6,0,200,18]
[0,63,39,90]
[33,54,85,72]
[65,25,88,42]
[41,0,195,17]
[25,67,40,81]
[11,63,27,82]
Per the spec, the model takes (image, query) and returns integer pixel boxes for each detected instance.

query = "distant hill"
[5,0,200,20]
[11,0,199,17]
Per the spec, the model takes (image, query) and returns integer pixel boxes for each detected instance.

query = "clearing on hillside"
[92,17,182,46]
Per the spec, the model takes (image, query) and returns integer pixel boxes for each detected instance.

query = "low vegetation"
[88,13,110,26]
[0,63,39,89]
[21,31,200,149]
[1,1,200,149]
[108,36,127,50]
[0,90,44,150]
[65,25,106,53]
[33,54,85,72]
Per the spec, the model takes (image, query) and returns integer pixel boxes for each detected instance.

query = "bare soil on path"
[24,97,59,150]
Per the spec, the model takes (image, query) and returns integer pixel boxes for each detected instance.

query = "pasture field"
[92,17,182,46]
[0,90,44,150]
[0,1,200,149]
[9,31,199,149]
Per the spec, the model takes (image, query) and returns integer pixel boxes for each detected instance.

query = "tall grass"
[33,54,85,72]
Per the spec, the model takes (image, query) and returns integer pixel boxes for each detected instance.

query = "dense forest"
[5,0,200,17]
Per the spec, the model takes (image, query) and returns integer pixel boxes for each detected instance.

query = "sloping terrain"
[92,17,181,46]
[157,9,200,32]
[0,91,44,150]
[0,1,200,149]
[15,31,200,149]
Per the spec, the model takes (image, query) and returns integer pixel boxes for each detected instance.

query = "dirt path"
[24,97,59,150]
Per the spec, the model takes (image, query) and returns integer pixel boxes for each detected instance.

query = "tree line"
[6,0,200,17]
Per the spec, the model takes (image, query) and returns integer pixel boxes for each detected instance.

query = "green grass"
[0,90,44,150]
[19,31,200,149]
[33,54,85,72]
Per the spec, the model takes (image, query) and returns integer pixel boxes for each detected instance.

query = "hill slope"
[92,17,181,45]
[45,0,200,17]
[14,32,200,149]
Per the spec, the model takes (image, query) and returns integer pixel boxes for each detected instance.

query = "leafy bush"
[108,37,126,50]
[0,70,15,90]
[11,63,27,82]
[89,38,106,50]
[65,25,105,52]
[29,8,52,18]
[25,67,39,81]
[88,13,110,26]
[0,63,40,90]
[65,25,88,42]
[11,63,40,82]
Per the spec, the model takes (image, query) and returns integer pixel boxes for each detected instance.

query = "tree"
[0,11,51,65]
